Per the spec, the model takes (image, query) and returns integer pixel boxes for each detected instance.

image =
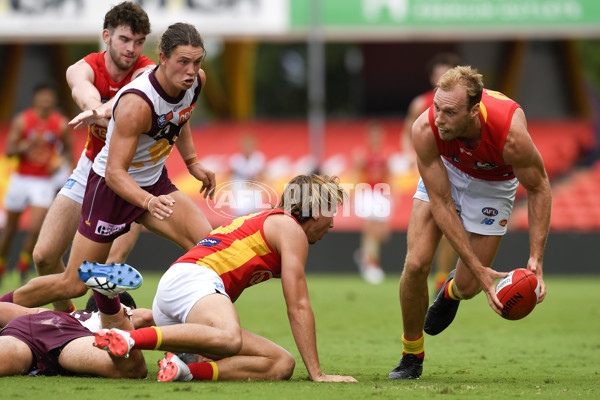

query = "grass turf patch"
[0,272,598,399]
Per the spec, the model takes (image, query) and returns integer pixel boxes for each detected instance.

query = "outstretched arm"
[66,59,102,112]
[503,108,551,302]
[67,62,155,130]
[267,215,357,382]
[66,59,110,129]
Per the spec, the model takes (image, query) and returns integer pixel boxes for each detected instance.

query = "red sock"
[443,278,455,300]
[129,327,161,350]
[188,362,218,381]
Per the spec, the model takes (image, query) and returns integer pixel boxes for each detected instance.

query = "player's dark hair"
[85,292,137,312]
[158,22,205,60]
[104,1,151,36]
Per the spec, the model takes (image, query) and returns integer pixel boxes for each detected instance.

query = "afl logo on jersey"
[157,111,174,128]
[482,207,498,217]
[249,270,274,286]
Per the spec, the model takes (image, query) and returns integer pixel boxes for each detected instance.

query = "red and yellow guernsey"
[174,209,296,302]
[82,51,154,161]
[428,89,520,181]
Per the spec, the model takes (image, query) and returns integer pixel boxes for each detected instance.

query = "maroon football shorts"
[78,167,177,243]
[0,311,92,376]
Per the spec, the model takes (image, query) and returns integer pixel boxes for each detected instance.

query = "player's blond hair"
[437,65,484,110]
[277,174,346,224]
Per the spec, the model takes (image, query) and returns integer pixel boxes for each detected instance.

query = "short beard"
[108,40,136,71]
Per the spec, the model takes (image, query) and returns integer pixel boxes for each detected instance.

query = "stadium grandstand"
[0,0,599,273]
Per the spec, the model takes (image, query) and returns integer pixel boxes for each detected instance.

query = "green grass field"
[0,271,598,399]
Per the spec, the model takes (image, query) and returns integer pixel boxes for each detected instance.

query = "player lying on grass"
[0,290,153,378]
[83,174,357,383]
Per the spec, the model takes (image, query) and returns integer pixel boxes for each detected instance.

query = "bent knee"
[114,362,148,379]
[130,363,149,379]
[32,246,62,273]
[403,256,432,278]
[217,332,243,357]
[453,283,481,300]
[272,352,295,380]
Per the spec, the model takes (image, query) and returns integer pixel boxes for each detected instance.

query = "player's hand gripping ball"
[495,268,540,320]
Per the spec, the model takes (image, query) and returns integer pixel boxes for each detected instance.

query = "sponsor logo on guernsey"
[459,148,473,156]
[482,207,498,217]
[475,160,497,169]
[95,220,126,236]
[198,237,221,247]
[178,104,195,124]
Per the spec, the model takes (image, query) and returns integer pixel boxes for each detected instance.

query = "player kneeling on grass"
[84,174,357,383]
[0,291,153,378]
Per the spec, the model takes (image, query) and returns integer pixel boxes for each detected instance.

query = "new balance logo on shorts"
[213,281,225,293]
[96,220,126,236]
[63,178,76,190]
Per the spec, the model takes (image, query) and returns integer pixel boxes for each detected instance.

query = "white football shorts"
[3,173,55,211]
[152,262,229,326]
[413,157,518,235]
[50,162,73,192]
[57,150,92,204]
